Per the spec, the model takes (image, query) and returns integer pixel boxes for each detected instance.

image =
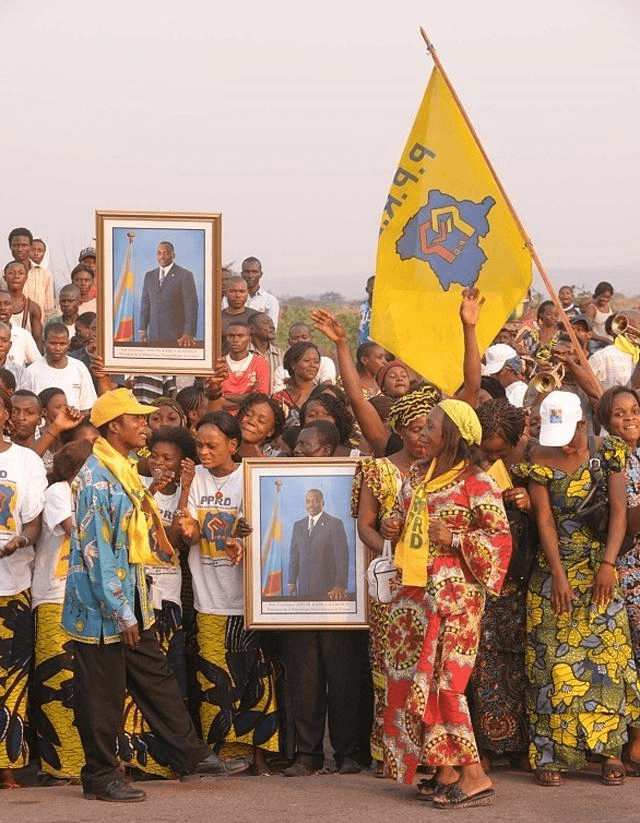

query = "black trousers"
[73,627,209,791]
[280,629,367,768]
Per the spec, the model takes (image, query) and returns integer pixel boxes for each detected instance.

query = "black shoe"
[181,750,250,781]
[282,760,316,777]
[84,779,146,802]
[338,758,362,775]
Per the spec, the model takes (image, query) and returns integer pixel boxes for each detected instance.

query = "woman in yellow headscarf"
[381,399,512,809]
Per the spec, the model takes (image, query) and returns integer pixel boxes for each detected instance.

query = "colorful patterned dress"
[514,440,640,772]
[382,469,512,785]
[614,439,640,670]
[467,502,538,760]
[351,457,403,763]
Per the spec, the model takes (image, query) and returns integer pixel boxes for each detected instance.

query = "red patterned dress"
[382,469,512,784]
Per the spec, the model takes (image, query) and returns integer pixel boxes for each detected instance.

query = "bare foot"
[434,764,459,787]
[438,763,492,800]
[625,726,640,764]
[253,747,270,775]
[0,769,20,789]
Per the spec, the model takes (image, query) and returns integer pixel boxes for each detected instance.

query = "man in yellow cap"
[62,388,248,802]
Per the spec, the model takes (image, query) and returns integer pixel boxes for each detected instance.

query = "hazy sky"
[1,0,638,298]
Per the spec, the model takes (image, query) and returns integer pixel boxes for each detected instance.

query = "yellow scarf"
[394,460,466,587]
[615,334,640,364]
[93,436,175,566]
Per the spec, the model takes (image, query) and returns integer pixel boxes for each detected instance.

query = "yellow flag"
[372,66,532,395]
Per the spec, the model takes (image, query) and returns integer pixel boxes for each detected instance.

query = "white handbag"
[367,540,398,603]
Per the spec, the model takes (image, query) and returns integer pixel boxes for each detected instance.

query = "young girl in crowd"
[272,342,321,424]
[514,390,640,786]
[118,426,197,778]
[0,390,48,788]
[596,386,640,773]
[31,439,93,783]
[236,392,285,457]
[179,412,279,774]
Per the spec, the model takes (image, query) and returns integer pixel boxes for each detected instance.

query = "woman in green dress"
[514,390,640,786]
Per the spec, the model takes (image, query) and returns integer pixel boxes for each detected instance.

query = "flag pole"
[419,28,600,389]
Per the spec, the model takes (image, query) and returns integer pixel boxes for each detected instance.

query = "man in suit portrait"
[279,421,368,778]
[287,488,349,601]
[139,241,198,347]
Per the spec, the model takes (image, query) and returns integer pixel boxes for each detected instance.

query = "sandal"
[602,761,626,786]
[533,769,562,787]
[432,782,495,809]
[416,777,445,801]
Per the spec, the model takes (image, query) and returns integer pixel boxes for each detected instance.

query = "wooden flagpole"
[419,27,600,389]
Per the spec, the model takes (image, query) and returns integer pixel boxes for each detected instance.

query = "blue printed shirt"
[61,453,154,644]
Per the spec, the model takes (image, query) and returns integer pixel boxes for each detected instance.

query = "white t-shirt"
[141,476,182,608]
[25,356,97,409]
[187,464,244,615]
[8,325,40,367]
[0,443,47,596]
[31,481,71,608]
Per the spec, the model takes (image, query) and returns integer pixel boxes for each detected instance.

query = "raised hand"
[460,286,484,327]
[311,309,347,343]
[179,458,196,490]
[149,466,175,493]
[52,405,84,433]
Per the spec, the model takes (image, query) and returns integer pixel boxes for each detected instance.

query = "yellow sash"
[487,458,513,492]
[93,437,175,566]
[394,460,466,587]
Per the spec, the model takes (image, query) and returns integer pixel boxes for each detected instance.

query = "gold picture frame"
[96,210,221,374]
[243,457,368,630]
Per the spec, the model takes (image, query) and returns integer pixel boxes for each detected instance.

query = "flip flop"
[416,777,446,801]
[432,782,495,809]
[602,762,626,786]
[533,769,562,787]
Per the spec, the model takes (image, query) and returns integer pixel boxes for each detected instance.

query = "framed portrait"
[243,458,368,630]
[96,210,221,374]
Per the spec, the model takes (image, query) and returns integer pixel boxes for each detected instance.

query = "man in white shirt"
[25,322,97,412]
[240,256,280,329]
[29,238,56,322]
[0,291,40,366]
[589,342,633,391]
[273,322,336,392]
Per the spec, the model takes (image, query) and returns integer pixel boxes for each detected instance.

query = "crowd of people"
[1,224,640,809]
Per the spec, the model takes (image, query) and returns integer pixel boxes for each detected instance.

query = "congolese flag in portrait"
[261,479,283,596]
[371,65,532,395]
[113,232,136,342]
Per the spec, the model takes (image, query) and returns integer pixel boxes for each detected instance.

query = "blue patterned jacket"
[61,454,154,644]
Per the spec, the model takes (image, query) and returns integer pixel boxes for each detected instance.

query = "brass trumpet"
[530,363,565,393]
[611,313,640,347]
